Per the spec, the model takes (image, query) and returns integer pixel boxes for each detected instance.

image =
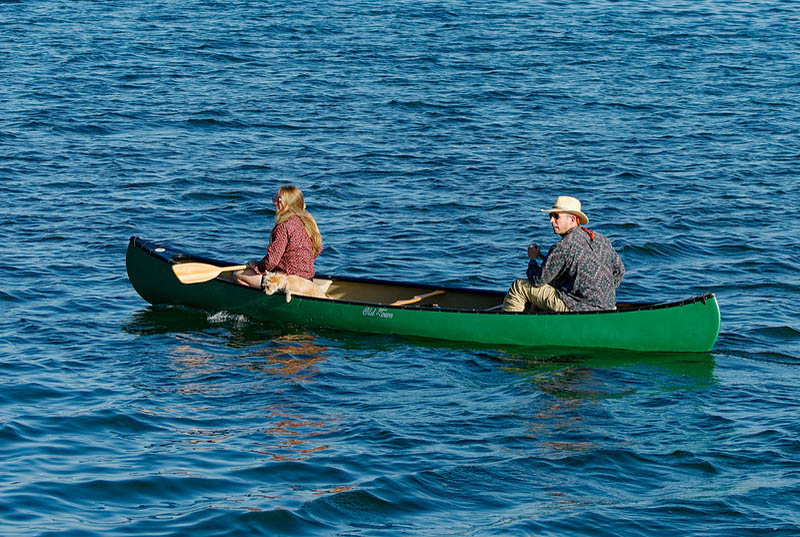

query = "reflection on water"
[180,427,233,447]
[494,348,716,457]
[250,335,339,462]
[253,408,338,462]
[170,344,216,378]
[242,333,328,382]
[235,334,339,463]
[128,307,717,465]
[496,347,716,394]
[530,366,636,401]
[128,309,339,464]
[531,396,598,455]
[124,305,218,335]
[128,307,331,382]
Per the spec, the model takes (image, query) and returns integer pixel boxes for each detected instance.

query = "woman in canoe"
[235,185,322,289]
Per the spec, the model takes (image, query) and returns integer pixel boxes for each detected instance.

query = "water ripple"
[1,0,800,535]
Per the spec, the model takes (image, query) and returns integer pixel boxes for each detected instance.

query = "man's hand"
[527,244,541,259]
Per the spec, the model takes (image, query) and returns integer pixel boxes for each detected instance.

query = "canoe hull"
[126,237,720,353]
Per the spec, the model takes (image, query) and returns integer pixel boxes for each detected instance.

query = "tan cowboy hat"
[541,196,589,225]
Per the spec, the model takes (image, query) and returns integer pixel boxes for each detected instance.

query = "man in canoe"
[502,196,625,313]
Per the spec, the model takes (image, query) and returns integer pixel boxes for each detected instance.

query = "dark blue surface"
[2,1,799,535]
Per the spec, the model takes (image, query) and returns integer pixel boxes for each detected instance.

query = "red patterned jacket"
[255,215,318,279]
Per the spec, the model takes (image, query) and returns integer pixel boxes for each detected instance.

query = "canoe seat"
[312,278,333,294]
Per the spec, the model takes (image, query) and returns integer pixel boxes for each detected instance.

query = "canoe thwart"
[391,289,445,306]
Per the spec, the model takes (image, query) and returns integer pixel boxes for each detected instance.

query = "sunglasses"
[272,195,282,204]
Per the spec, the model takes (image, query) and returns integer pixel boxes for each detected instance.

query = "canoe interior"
[214,271,502,310]
[147,236,692,313]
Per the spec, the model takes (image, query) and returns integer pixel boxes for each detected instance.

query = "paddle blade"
[171,263,247,284]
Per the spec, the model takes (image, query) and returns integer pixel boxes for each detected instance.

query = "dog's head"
[262,272,286,295]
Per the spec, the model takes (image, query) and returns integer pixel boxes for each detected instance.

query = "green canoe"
[126,236,720,353]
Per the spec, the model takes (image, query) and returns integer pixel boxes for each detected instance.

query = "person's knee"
[537,285,568,312]
[235,269,262,288]
[503,279,530,312]
[509,278,527,294]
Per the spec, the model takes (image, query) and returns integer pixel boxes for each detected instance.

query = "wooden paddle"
[390,289,445,306]
[171,262,248,284]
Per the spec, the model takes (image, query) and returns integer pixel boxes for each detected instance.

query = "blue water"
[2,1,799,535]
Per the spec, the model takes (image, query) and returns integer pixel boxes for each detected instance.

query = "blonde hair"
[273,185,322,255]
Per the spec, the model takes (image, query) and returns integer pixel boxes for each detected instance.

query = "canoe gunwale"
[128,236,717,316]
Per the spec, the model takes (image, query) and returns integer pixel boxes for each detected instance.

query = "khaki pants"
[502,279,570,313]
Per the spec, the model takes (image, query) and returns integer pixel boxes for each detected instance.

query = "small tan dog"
[261,272,329,303]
